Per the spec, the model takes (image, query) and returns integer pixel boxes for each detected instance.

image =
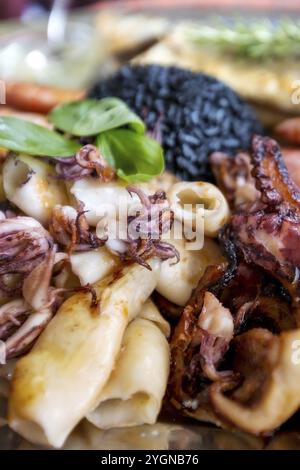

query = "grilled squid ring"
[167,182,230,238]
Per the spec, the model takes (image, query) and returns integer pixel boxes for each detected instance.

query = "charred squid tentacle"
[55,144,115,182]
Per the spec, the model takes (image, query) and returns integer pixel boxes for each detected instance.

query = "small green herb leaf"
[0,116,80,156]
[48,98,145,136]
[96,129,164,183]
[186,19,300,60]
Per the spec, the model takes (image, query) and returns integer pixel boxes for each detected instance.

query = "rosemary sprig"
[185,18,300,60]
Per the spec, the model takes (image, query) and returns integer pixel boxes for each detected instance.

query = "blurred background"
[1,0,300,20]
[0,0,299,125]
[1,1,300,20]
[0,0,299,95]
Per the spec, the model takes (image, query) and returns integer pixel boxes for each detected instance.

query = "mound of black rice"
[89,65,263,181]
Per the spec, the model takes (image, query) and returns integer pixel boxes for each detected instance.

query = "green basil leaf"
[48,98,145,136]
[0,116,80,157]
[96,129,164,183]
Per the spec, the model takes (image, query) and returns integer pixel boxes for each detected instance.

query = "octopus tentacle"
[4,308,53,360]
[251,134,300,211]
[0,299,30,341]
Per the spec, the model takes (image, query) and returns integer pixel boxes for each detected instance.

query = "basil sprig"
[0,116,80,157]
[96,129,164,183]
[48,98,145,136]
[0,97,164,183]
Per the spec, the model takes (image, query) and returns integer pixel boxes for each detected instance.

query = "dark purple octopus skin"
[225,136,300,314]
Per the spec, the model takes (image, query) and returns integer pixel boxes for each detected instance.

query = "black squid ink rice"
[90,64,263,182]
